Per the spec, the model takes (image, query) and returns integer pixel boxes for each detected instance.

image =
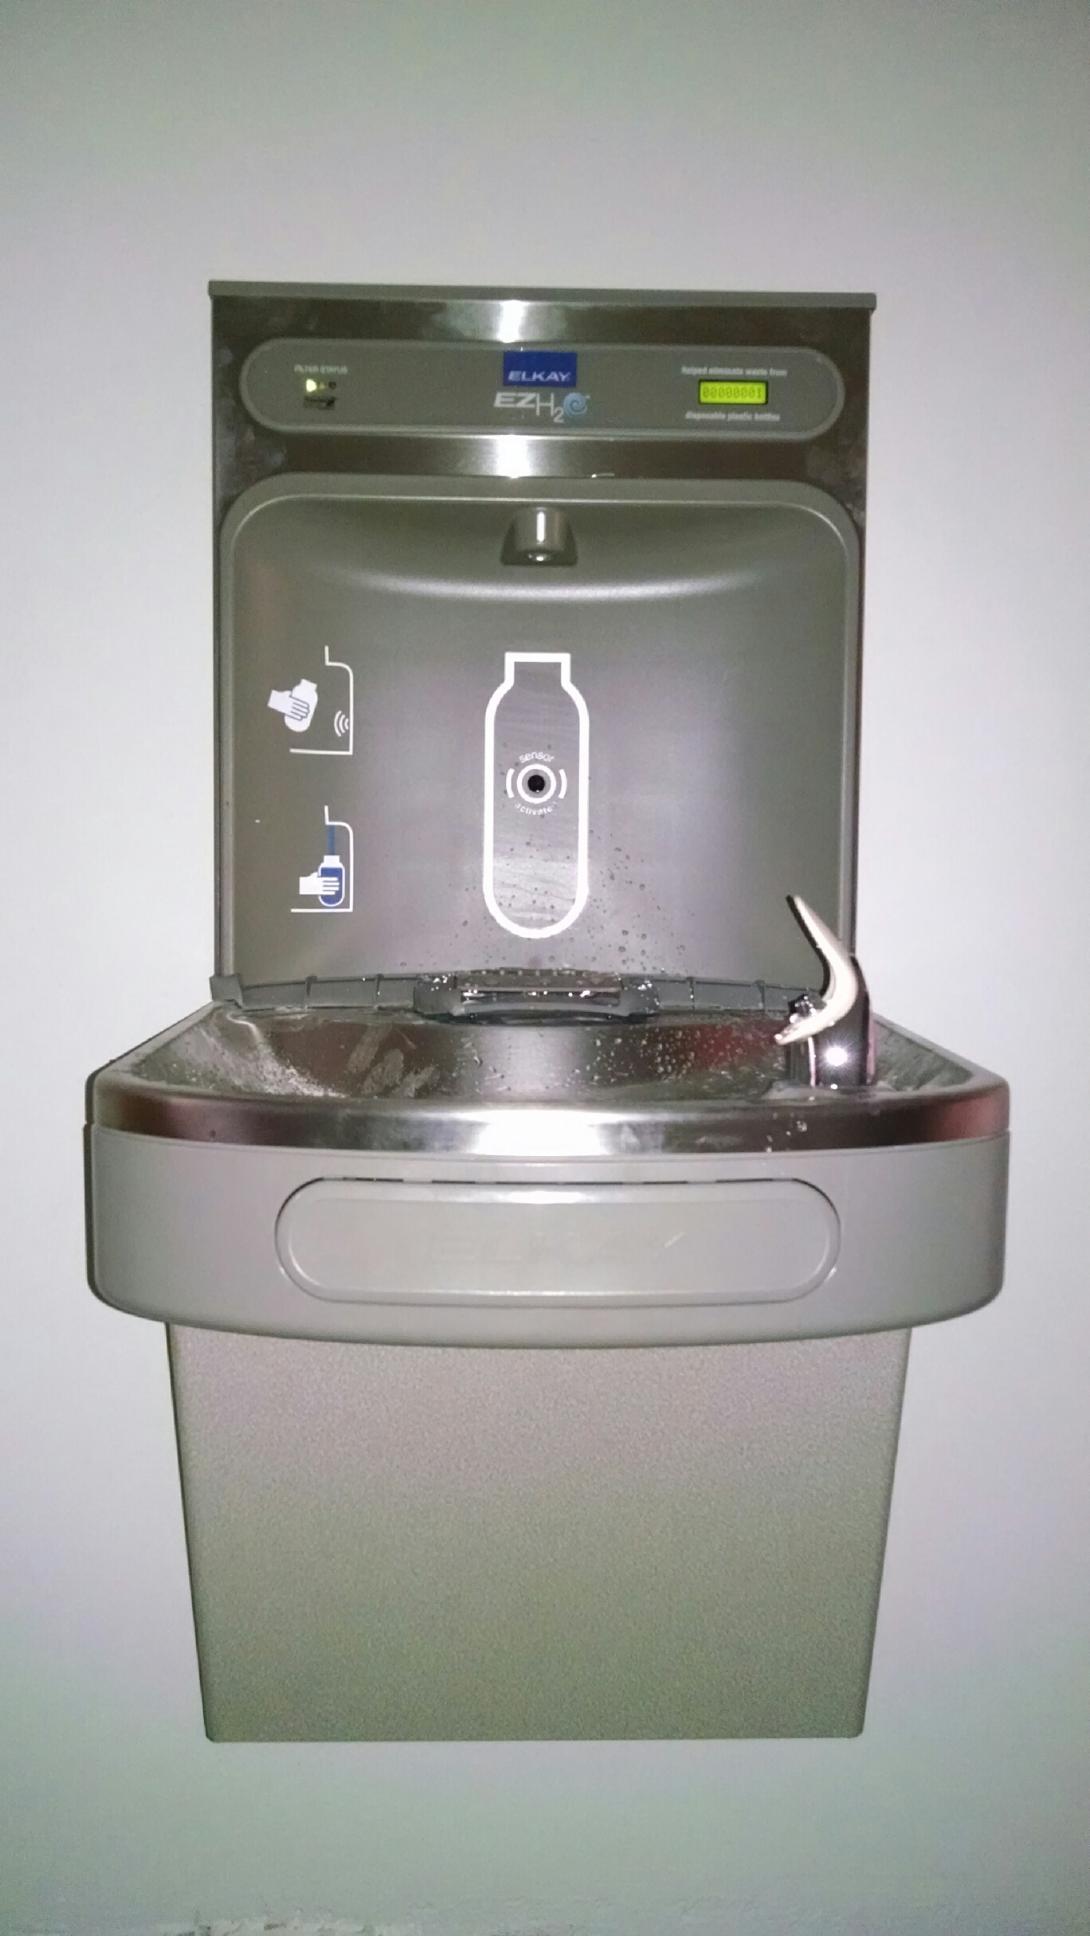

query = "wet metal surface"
[90,1003,1008,1156]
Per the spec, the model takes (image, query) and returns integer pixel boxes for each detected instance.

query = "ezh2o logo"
[496,349,589,424]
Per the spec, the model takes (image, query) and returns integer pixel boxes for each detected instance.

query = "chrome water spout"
[500,505,578,566]
[775,895,874,1088]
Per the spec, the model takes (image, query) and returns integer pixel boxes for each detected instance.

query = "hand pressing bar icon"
[268,678,318,733]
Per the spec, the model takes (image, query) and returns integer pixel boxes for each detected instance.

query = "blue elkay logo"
[503,349,578,387]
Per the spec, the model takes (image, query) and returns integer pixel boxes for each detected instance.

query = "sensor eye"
[515,763,558,805]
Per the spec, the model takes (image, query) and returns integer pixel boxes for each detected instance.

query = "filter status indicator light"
[300,373,338,411]
[698,380,769,405]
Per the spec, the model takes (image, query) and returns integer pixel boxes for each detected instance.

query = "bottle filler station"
[86,285,1008,1740]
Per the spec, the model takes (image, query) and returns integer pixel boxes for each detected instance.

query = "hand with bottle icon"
[298,859,346,908]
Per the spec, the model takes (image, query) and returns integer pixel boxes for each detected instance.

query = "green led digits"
[698,380,768,405]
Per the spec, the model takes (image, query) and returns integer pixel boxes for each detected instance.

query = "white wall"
[2,2,1088,1930]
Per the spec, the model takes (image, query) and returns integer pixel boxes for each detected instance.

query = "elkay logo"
[502,350,577,386]
[496,349,588,422]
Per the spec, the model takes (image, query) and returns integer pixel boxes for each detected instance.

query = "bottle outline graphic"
[483,650,589,939]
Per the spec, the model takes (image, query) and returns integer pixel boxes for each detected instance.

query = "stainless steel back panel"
[210,285,873,507]
[240,338,845,440]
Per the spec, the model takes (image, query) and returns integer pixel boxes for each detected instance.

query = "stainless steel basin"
[91,1000,1007,1158]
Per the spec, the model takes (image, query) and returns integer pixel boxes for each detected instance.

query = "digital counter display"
[698,380,768,405]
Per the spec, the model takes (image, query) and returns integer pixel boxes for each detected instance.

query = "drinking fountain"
[86,284,1008,1739]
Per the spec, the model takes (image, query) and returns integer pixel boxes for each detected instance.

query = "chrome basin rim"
[89,1007,1009,1156]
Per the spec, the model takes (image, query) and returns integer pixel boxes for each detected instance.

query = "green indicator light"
[300,374,338,410]
[698,380,768,405]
